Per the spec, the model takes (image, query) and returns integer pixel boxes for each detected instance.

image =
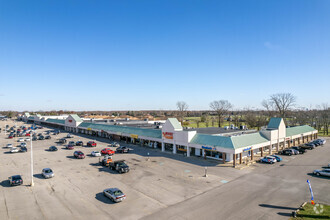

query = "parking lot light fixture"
[30,136,34,187]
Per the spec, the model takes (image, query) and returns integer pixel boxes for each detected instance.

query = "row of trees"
[176,93,329,134]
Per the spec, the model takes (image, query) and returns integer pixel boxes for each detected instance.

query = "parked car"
[45,135,51,139]
[76,141,84,146]
[42,168,54,178]
[314,139,326,145]
[32,136,38,141]
[111,142,120,148]
[313,169,330,177]
[59,138,67,144]
[270,155,282,162]
[74,151,85,159]
[8,135,13,139]
[279,149,297,156]
[17,138,24,142]
[20,147,28,152]
[25,133,31,136]
[101,148,115,155]
[260,156,277,164]
[66,145,74,150]
[109,160,130,173]
[10,147,19,153]
[25,138,31,141]
[87,141,97,147]
[290,146,306,154]
[67,134,73,138]
[300,143,315,150]
[91,151,102,157]
[49,146,58,151]
[103,188,126,203]
[20,142,27,147]
[116,146,132,153]
[68,141,76,146]
[6,144,13,148]
[38,135,45,140]
[8,175,23,186]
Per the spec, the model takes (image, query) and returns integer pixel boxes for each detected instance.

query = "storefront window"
[205,150,222,159]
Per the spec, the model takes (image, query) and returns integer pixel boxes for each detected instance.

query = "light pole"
[30,134,34,186]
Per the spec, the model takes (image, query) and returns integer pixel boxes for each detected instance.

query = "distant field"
[184,117,246,128]
[318,129,330,137]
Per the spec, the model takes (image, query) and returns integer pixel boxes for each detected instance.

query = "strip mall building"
[21,113,318,166]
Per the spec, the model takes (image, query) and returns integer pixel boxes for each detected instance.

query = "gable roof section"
[190,134,234,149]
[268,118,282,129]
[46,118,66,125]
[231,132,269,149]
[78,122,162,139]
[25,113,30,117]
[70,114,83,122]
[168,118,183,130]
[286,125,316,137]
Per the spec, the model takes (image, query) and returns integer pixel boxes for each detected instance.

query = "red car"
[25,133,31,136]
[66,145,74,150]
[101,148,115,155]
[8,135,13,139]
[74,151,85,159]
[87,141,97,147]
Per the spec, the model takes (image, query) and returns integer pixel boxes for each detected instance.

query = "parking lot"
[0,120,252,220]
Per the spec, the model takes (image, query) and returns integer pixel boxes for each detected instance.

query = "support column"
[140,139,143,147]
[161,142,165,152]
[251,149,254,160]
[187,146,190,157]
[239,153,242,164]
[233,154,236,167]
[154,142,157,149]
[261,147,264,157]
[223,152,226,162]
[173,143,177,154]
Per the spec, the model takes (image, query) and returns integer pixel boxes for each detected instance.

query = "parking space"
[0,120,251,220]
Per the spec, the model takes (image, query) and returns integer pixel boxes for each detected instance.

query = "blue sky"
[0,0,329,111]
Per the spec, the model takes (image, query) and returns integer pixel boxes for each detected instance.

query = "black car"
[45,135,51,139]
[59,138,67,144]
[49,146,58,151]
[311,140,321,146]
[76,141,83,146]
[278,149,295,156]
[37,133,42,136]
[39,135,45,140]
[32,136,38,141]
[116,146,131,153]
[20,147,28,152]
[8,175,23,186]
[300,143,315,150]
[68,141,76,146]
[290,146,306,154]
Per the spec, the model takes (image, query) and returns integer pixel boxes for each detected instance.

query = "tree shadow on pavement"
[259,204,297,210]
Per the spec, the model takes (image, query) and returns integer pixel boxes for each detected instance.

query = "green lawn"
[318,129,330,137]
[292,203,330,219]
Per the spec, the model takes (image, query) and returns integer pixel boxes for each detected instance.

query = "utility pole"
[30,136,34,186]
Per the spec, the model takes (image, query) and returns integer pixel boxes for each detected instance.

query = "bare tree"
[263,93,296,118]
[176,101,189,122]
[318,103,329,135]
[209,100,232,127]
[261,100,275,118]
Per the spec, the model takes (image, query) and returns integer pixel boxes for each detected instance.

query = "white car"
[25,138,31,141]
[20,142,27,147]
[91,151,102,157]
[17,138,24,142]
[10,147,19,153]
[42,168,54,179]
[6,144,13,148]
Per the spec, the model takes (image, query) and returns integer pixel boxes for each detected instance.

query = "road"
[143,138,330,220]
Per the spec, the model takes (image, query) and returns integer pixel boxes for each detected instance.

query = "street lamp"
[30,131,34,186]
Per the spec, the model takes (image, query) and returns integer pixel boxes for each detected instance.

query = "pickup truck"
[109,160,130,173]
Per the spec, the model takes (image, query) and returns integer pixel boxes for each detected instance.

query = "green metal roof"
[78,122,162,139]
[286,125,316,137]
[70,114,83,122]
[268,118,282,129]
[46,118,66,125]
[190,134,234,149]
[168,118,182,130]
[231,132,269,149]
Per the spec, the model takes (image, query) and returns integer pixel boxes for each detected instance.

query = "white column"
[187,146,190,157]
[161,142,165,152]
[173,143,177,154]
[154,142,157,149]
[202,149,205,157]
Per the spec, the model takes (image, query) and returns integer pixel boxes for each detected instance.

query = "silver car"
[313,169,330,177]
[103,188,126,203]
[10,147,19,153]
[42,168,54,179]
[6,144,13,148]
